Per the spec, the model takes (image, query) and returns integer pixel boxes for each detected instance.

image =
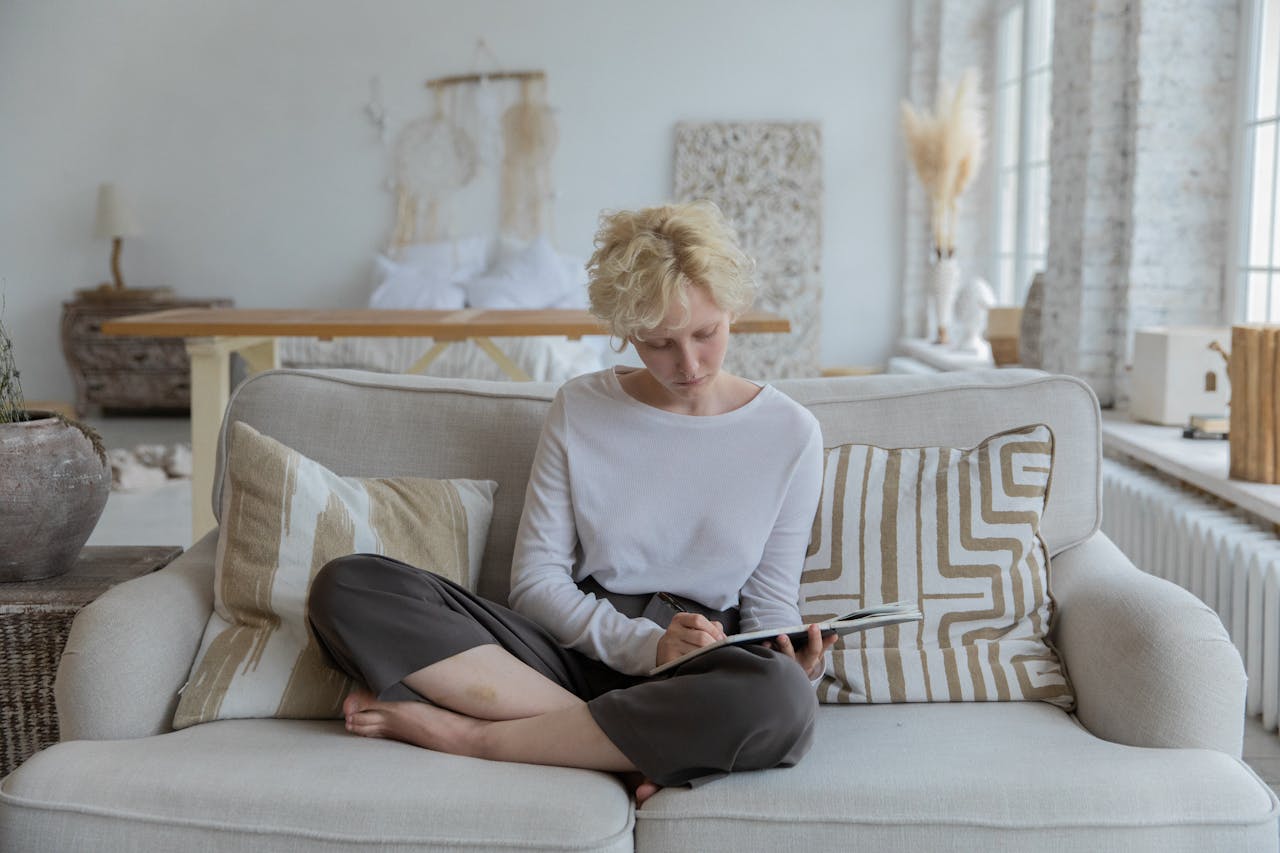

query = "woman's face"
[630,285,731,400]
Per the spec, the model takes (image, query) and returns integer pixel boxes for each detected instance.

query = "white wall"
[0,0,907,401]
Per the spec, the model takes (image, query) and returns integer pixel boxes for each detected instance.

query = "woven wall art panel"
[674,121,823,379]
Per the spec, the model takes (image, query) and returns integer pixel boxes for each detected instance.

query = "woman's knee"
[700,647,818,767]
[750,650,817,746]
[308,554,380,628]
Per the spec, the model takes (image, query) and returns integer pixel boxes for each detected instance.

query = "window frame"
[990,0,1054,306]
[1228,0,1280,322]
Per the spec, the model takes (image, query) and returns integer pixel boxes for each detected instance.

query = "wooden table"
[0,545,183,777]
[102,307,791,539]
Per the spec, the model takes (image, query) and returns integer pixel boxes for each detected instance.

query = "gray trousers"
[306,554,817,787]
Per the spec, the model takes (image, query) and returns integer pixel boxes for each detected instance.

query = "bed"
[279,234,635,383]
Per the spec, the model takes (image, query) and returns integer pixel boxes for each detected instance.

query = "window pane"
[1247,270,1270,322]
[1000,83,1021,167]
[1249,123,1277,268]
[1257,0,1280,120]
[1028,70,1052,163]
[1000,5,1024,86]
[1026,163,1049,255]
[1001,256,1017,304]
[1041,0,1055,67]
[1020,255,1046,302]
[1028,0,1053,71]
[1001,171,1019,252]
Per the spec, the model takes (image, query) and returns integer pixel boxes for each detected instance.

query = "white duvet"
[277,334,609,384]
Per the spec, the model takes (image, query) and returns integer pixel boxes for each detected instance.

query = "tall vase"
[929,256,959,344]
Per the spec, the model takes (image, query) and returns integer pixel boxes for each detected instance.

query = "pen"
[657,591,689,613]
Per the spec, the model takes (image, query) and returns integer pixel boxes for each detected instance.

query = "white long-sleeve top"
[508,367,824,676]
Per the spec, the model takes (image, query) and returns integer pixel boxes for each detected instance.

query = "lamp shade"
[93,183,141,239]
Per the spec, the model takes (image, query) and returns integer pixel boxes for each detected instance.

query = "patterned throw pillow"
[800,424,1073,709]
[173,421,496,730]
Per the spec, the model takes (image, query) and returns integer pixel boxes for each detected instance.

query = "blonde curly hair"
[586,201,756,343]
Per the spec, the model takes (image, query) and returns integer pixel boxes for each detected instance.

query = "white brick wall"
[913,0,1239,406]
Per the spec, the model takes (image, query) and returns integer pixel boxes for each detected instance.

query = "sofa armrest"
[1050,531,1245,756]
[55,531,217,741]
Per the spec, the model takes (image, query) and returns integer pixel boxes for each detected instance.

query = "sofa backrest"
[218,368,1100,605]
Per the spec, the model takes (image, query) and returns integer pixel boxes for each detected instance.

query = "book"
[647,601,924,676]
[1184,413,1229,440]
[1189,413,1228,434]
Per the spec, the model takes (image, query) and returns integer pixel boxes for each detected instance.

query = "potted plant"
[0,303,110,582]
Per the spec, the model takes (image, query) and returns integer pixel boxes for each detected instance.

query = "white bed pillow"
[463,236,577,309]
[398,235,491,282]
[369,236,493,310]
[551,251,590,309]
[369,255,466,310]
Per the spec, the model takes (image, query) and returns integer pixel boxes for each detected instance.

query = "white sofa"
[2,367,1277,851]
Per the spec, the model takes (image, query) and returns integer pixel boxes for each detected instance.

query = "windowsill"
[896,338,996,372]
[1100,411,1280,526]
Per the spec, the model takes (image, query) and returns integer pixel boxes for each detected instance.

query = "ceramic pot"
[0,413,110,582]
[929,256,960,344]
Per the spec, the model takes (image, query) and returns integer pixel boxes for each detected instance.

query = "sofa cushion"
[0,720,634,852]
[172,422,496,730]
[217,371,556,605]
[775,370,1101,557]
[800,424,1073,708]
[216,370,1101,606]
[634,703,1280,852]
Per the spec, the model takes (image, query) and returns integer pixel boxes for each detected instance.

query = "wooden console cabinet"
[60,294,232,416]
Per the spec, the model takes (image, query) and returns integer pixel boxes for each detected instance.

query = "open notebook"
[648,601,924,676]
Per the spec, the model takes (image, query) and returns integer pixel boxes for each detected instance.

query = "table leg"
[471,337,533,381]
[407,341,452,374]
[186,338,230,541]
[237,337,279,374]
[184,336,279,542]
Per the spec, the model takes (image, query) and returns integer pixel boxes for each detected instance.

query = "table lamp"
[83,182,170,301]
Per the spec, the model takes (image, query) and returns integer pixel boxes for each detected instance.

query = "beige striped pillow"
[173,421,496,730]
[801,424,1073,709]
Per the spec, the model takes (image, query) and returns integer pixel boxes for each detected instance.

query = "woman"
[307,201,831,803]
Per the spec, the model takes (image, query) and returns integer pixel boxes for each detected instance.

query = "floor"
[83,413,193,549]
[82,413,1280,801]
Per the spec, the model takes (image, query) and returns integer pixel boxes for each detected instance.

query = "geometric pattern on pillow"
[800,424,1073,709]
[172,421,496,730]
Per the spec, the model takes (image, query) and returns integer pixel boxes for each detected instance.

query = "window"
[992,0,1054,305]
[1236,0,1280,321]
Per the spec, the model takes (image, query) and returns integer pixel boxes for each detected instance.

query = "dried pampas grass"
[902,68,986,256]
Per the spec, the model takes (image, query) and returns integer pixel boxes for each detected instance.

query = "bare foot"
[635,780,662,806]
[342,688,484,757]
[621,772,663,807]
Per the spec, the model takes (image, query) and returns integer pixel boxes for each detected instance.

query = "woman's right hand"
[656,612,727,666]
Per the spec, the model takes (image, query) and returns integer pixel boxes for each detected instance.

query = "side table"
[60,294,233,416]
[0,545,183,778]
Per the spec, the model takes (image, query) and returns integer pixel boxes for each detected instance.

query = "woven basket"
[0,546,182,777]
[0,606,74,777]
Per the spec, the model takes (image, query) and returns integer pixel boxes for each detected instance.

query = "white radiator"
[1101,457,1280,733]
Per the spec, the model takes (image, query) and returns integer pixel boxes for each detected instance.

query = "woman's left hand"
[767,624,838,679]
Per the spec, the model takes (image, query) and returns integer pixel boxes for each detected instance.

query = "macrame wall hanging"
[386,42,557,250]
